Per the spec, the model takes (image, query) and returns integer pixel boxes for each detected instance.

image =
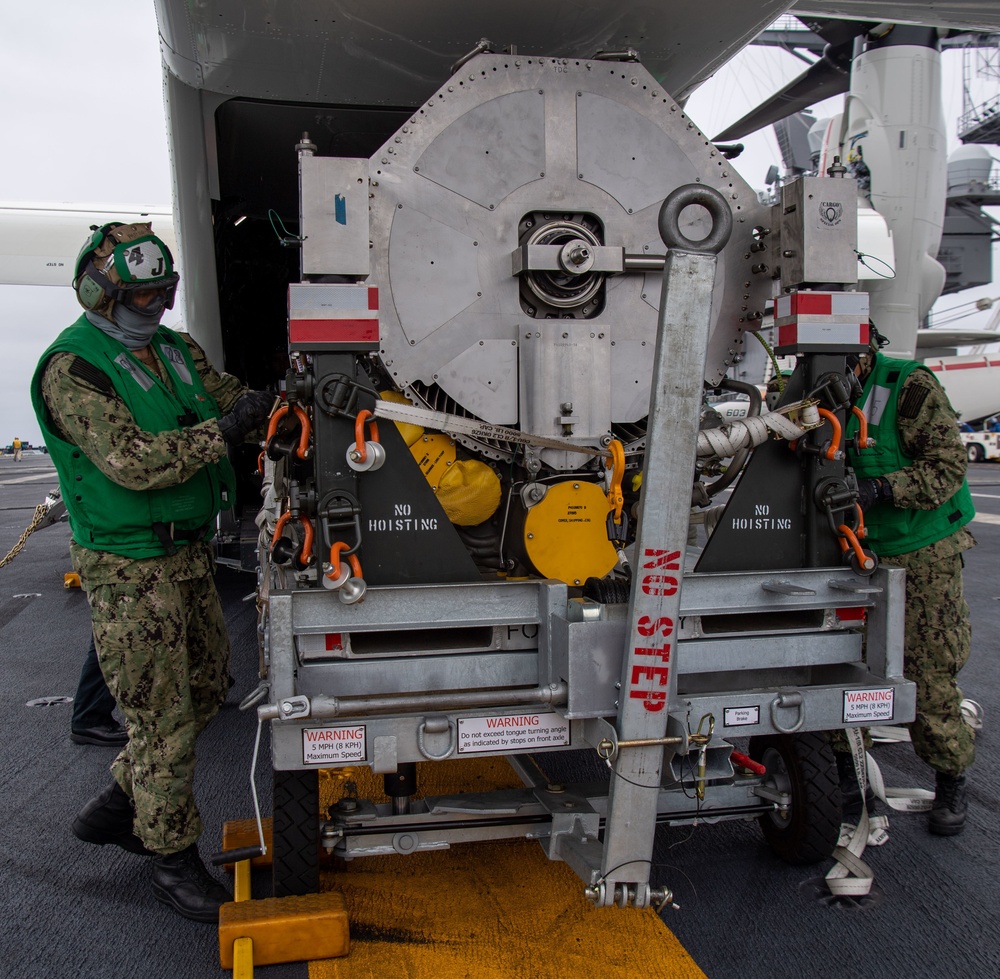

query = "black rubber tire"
[747,732,841,865]
[272,768,321,897]
[967,443,984,463]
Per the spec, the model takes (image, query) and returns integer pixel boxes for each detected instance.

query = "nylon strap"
[373,398,822,460]
[826,728,880,897]
[866,753,934,813]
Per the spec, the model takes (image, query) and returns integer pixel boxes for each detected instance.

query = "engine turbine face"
[368,53,770,461]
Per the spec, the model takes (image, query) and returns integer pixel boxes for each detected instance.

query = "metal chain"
[0,503,49,569]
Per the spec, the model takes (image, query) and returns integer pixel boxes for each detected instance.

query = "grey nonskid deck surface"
[0,456,303,979]
[1,454,997,979]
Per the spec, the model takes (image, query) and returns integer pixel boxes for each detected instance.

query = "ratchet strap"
[374,398,823,460]
[374,400,607,456]
[864,698,981,812]
[826,728,883,897]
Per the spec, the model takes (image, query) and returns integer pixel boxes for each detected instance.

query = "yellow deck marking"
[307,758,706,979]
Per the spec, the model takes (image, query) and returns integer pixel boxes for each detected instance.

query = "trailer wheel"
[272,768,321,897]
[747,732,841,865]
[967,443,984,463]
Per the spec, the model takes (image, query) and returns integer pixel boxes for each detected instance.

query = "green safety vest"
[31,316,235,559]
[846,354,974,557]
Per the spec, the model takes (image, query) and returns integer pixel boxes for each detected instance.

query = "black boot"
[72,782,153,855]
[150,844,232,923]
[836,751,874,822]
[929,771,968,836]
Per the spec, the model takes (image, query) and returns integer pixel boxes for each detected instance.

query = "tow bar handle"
[210,845,265,867]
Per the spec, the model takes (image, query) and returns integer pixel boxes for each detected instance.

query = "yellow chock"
[219,892,350,969]
[221,819,273,870]
[63,573,81,589]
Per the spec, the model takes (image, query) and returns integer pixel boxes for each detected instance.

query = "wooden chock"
[219,892,350,968]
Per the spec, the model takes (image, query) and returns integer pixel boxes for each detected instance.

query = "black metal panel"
[305,353,481,586]
[694,437,809,572]
[696,356,852,573]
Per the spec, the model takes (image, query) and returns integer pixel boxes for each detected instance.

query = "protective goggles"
[93,234,180,311]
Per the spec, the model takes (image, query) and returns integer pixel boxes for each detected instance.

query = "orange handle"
[266,404,311,460]
[354,410,380,464]
[271,510,291,546]
[606,439,625,521]
[851,405,872,449]
[271,512,314,568]
[297,516,314,566]
[817,408,841,461]
[265,403,289,443]
[326,541,363,580]
[837,522,875,571]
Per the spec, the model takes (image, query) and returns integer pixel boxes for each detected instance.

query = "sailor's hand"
[856,476,893,512]
[218,390,274,445]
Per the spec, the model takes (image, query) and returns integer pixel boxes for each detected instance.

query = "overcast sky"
[0,2,995,445]
[0,2,168,446]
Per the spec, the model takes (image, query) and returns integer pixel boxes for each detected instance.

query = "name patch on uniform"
[861,384,892,427]
[158,343,192,385]
[115,353,154,391]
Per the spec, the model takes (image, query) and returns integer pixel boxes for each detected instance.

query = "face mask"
[86,305,163,350]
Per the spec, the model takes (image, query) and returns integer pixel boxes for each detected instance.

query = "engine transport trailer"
[240,45,914,910]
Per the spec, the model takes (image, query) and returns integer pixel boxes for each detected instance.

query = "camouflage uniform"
[40,334,245,853]
[854,363,976,775]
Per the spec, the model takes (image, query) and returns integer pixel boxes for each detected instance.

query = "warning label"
[302,725,366,765]
[457,712,570,755]
[843,688,894,724]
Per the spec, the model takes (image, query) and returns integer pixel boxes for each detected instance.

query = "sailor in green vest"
[31,221,273,921]
[843,324,977,836]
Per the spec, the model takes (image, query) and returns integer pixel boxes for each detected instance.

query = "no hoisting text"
[731,503,792,531]
[368,503,439,533]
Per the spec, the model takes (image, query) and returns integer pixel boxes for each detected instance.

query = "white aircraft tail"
[0,202,174,288]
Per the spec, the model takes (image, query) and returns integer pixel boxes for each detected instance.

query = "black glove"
[218,390,274,446]
[856,476,893,512]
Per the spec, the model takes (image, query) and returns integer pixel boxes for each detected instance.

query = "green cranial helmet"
[73,222,179,321]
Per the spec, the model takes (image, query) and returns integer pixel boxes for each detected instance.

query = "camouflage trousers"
[884,549,976,775]
[88,574,230,854]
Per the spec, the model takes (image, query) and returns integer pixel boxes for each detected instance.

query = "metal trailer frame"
[261,563,911,906]
[258,224,914,907]
[254,51,916,909]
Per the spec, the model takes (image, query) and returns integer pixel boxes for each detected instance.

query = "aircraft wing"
[154,0,792,105]
[917,328,1000,349]
[153,1,1000,116]
[0,203,174,288]
[794,2,1000,32]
